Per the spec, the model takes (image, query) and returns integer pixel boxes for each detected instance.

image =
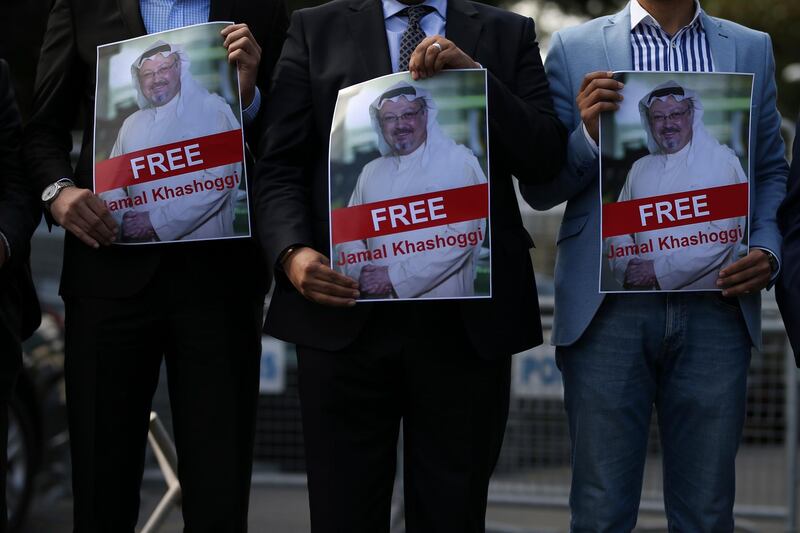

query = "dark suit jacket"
[254,0,567,357]
[0,59,41,343]
[23,0,288,300]
[777,120,800,364]
[0,0,54,122]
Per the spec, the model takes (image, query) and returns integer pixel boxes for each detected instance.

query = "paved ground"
[19,478,789,533]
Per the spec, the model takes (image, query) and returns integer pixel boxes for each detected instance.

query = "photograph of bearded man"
[99,36,245,243]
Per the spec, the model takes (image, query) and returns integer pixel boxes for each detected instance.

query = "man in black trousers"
[0,58,41,532]
[254,0,566,530]
[778,120,800,362]
[23,1,287,530]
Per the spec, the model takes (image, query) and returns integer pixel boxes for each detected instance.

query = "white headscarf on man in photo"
[130,40,214,115]
[638,80,736,167]
[369,82,460,167]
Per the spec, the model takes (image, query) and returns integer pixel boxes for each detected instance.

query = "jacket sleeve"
[486,16,567,186]
[0,60,41,269]
[748,32,789,272]
[252,10,316,268]
[243,0,290,157]
[519,30,599,211]
[22,0,85,196]
[777,119,799,354]
[778,122,800,268]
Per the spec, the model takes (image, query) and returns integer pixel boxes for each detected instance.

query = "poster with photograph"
[329,70,491,301]
[93,22,249,245]
[599,71,753,293]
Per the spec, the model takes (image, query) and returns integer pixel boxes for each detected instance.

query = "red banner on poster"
[94,129,243,194]
[331,183,489,244]
[602,183,748,238]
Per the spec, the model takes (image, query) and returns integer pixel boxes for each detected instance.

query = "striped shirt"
[630,0,714,72]
[140,0,210,34]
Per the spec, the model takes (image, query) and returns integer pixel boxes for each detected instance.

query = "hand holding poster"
[329,70,491,301]
[93,22,250,244]
[599,72,753,292]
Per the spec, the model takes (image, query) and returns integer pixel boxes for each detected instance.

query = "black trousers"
[297,302,512,533]
[64,253,263,533]
[0,323,21,533]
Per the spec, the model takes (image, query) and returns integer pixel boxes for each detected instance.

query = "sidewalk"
[20,480,787,533]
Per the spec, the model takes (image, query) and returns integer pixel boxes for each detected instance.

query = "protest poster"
[329,70,491,301]
[599,71,753,292]
[93,22,249,244]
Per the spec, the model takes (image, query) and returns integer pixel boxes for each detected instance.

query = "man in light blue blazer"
[521,0,789,530]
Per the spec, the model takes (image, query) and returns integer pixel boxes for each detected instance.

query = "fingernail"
[353,291,360,298]
[618,82,624,88]
[722,290,728,296]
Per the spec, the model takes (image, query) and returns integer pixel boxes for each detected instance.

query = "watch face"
[41,183,58,203]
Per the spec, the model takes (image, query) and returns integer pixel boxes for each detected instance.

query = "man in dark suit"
[0,58,41,532]
[23,1,287,530]
[254,0,566,530]
[778,121,800,362]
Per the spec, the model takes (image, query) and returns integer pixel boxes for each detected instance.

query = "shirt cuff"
[0,231,10,263]
[242,87,261,126]
[582,123,599,155]
[753,246,780,282]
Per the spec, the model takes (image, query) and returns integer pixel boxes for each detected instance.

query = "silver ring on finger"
[431,42,442,52]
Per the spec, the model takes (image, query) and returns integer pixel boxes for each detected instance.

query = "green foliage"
[702,0,799,119]
[540,0,621,17]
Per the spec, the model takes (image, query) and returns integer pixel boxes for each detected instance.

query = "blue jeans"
[556,293,752,532]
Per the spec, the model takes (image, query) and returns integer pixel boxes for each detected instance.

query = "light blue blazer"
[521,5,789,350]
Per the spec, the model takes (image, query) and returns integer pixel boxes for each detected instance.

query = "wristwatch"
[41,178,76,209]
[279,245,304,269]
[764,250,779,274]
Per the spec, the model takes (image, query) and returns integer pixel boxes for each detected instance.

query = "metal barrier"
[141,412,182,533]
